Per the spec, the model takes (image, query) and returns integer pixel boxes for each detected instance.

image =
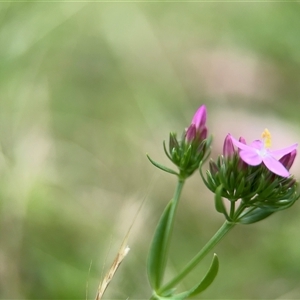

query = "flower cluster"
[148,104,299,223]
[203,130,299,223]
[148,105,211,179]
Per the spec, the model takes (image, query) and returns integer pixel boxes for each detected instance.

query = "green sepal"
[218,164,230,191]
[238,206,274,224]
[147,154,179,176]
[199,162,217,193]
[205,172,217,191]
[214,185,231,221]
[163,140,173,161]
[168,132,179,154]
[234,176,245,199]
[180,145,192,169]
[229,171,235,192]
[147,200,173,290]
[172,254,219,299]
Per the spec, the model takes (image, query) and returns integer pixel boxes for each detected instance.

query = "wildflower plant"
[146,105,299,299]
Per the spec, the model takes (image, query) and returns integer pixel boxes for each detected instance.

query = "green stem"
[159,220,235,293]
[161,178,185,277]
[170,179,185,221]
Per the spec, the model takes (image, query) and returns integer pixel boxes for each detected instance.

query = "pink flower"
[230,129,298,177]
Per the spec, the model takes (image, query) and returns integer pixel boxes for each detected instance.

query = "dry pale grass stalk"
[94,191,149,300]
[95,238,130,300]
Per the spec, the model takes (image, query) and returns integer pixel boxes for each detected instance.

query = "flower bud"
[279,149,297,170]
[185,105,208,145]
[185,124,196,144]
[171,105,211,178]
[223,134,235,159]
[149,105,211,179]
[191,105,206,130]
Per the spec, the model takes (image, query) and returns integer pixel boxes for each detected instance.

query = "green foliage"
[174,254,219,299]
[147,154,179,176]
[147,200,173,290]
[150,255,219,300]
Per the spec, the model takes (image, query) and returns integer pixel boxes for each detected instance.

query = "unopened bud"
[279,149,297,170]
[223,134,235,158]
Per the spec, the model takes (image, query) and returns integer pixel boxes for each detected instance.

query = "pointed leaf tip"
[173,254,219,299]
[146,154,179,176]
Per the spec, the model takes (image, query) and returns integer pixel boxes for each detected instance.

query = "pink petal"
[239,136,247,144]
[262,155,289,177]
[191,105,207,129]
[185,124,196,143]
[230,135,253,151]
[270,143,298,157]
[249,140,263,150]
[240,150,263,166]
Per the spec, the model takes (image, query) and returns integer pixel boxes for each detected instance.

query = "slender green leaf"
[163,140,173,161]
[238,207,274,224]
[188,253,219,297]
[173,254,219,299]
[147,154,179,176]
[147,200,173,290]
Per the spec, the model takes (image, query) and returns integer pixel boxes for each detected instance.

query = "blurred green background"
[1,2,300,299]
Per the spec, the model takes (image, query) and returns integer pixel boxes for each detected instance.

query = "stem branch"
[161,179,185,277]
[160,220,235,293]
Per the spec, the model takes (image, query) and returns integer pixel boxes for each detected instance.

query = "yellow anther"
[262,128,272,148]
